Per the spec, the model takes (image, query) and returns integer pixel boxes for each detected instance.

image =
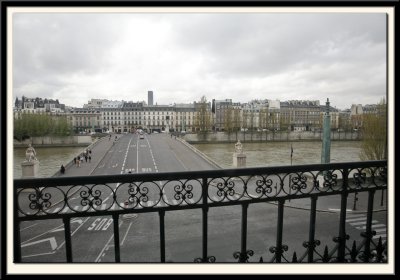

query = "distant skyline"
[12,9,387,110]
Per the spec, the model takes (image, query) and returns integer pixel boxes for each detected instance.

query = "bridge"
[14,133,388,264]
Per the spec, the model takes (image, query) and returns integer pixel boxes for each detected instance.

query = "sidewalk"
[55,135,116,177]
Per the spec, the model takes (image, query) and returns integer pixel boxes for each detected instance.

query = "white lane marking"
[372,234,387,239]
[328,208,353,212]
[349,220,378,226]
[55,217,91,250]
[346,217,368,222]
[21,251,57,259]
[121,221,134,246]
[51,207,61,213]
[345,214,366,218]
[356,224,386,230]
[21,223,38,232]
[21,217,89,251]
[21,237,58,250]
[373,228,387,233]
[95,220,124,263]
[121,138,132,173]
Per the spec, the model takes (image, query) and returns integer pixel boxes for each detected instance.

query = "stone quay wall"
[183,131,361,144]
[14,135,93,147]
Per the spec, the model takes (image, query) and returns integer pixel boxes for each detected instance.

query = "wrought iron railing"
[14,160,387,263]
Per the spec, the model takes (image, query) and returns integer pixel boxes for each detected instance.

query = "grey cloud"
[13,13,123,87]
[171,13,386,78]
[12,12,387,110]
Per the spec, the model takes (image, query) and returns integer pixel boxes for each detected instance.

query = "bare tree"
[195,96,212,139]
[360,98,387,161]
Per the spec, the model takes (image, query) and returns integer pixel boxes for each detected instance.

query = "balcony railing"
[14,160,387,263]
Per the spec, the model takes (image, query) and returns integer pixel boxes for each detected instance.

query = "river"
[193,141,362,168]
[13,141,362,179]
[13,146,87,179]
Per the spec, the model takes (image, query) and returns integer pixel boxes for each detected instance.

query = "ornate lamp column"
[321,98,331,165]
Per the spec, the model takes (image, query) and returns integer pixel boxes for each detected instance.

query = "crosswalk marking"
[349,220,378,226]
[356,224,386,230]
[346,217,367,222]
[344,214,366,219]
[346,213,387,241]
[51,207,61,213]
[372,228,387,233]
[372,234,386,240]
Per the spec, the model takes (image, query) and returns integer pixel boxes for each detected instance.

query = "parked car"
[139,134,144,139]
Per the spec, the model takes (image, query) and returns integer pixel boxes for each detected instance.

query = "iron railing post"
[202,177,209,262]
[275,199,285,263]
[159,210,166,263]
[112,214,121,262]
[337,168,349,262]
[63,217,73,263]
[362,190,376,262]
[307,195,318,262]
[240,202,249,262]
[14,189,21,263]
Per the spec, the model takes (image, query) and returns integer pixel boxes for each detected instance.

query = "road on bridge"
[18,133,387,263]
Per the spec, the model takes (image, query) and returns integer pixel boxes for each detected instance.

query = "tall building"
[148,91,154,106]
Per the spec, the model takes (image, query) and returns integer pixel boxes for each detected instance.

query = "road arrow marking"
[21,237,57,251]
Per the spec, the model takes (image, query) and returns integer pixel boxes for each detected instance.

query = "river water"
[13,141,362,179]
[13,146,87,179]
[193,141,362,168]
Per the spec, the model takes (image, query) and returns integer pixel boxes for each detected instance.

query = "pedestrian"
[89,149,91,155]
[73,157,76,166]
[60,164,65,174]
[85,154,88,162]
[89,155,91,162]
[77,157,80,167]
[109,134,111,141]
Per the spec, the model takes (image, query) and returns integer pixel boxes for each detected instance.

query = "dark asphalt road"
[18,133,388,263]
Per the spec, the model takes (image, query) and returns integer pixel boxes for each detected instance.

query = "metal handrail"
[14,160,387,263]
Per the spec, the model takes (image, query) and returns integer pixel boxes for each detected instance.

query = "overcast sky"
[12,11,387,110]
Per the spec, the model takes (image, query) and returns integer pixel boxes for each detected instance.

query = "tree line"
[14,113,72,141]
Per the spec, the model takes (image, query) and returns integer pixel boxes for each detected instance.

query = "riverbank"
[13,136,110,178]
[183,131,361,144]
[14,135,96,148]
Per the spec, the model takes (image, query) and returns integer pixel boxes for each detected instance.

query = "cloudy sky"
[12,10,387,110]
